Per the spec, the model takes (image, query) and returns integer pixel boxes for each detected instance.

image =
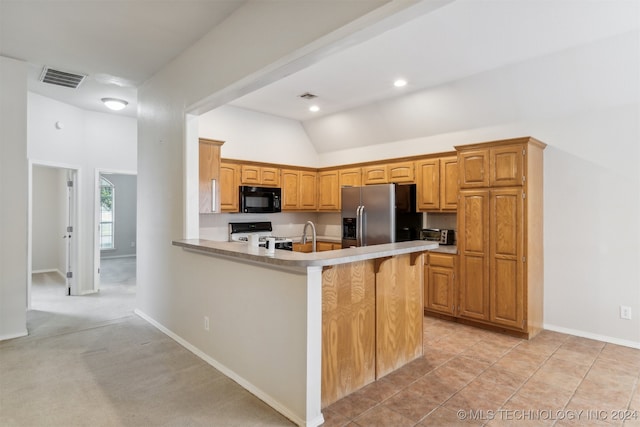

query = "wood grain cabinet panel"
[281,168,317,211]
[458,190,490,321]
[490,188,524,329]
[459,149,490,188]
[440,156,459,210]
[387,161,415,183]
[490,145,524,187]
[339,168,362,188]
[318,170,340,211]
[241,165,280,187]
[375,254,424,378]
[219,161,240,212]
[416,159,439,210]
[424,253,456,316]
[321,261,376,407]
[362,165,387,185]
[454,137,545,338]
[198,139,223,213]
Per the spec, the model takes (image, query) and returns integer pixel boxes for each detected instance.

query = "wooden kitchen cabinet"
[458,149,490,188]
[241,164,280,187]
[339,167,362,188]
[440,156,458,210]
[293,242,314,253]
[424,253,457,316]
[362,164,387,185]
[317,241,342,251]
[387,161,414,183]
[416,158,439,210]
[362,161,414,185]
[199,138,223,213]
[457,190,490,321]
[416,155,458,211]
[219,161,240,212]
[318,170,340,211]
[455,137,545,338]
[282,168,317,211]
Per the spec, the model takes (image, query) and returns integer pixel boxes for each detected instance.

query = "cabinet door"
[424,253,456,315]
[362,164,387,185]
[416,159,440,210]
[299,170,317,210]
[240,165,261,185]
[459,149,489,188]
[220,162,240,212]
[318,170,340,211]
[440,156,458,210]
[316,241,334,252]
[261,167,280,187]
[458,190,490,321]
[339,168,362,187]
[388,161,414,183]
[281,169,300,210]
[293,242,313,253]
[489,188,524,329]
[490,145,524,187]
[199,140,221,213]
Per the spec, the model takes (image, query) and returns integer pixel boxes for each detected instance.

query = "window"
[100,177,115,249]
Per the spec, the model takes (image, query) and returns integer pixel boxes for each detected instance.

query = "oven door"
[421,228,441,242]
[240,186,281,213]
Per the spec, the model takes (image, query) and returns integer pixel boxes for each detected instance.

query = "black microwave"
[239,186,281,213]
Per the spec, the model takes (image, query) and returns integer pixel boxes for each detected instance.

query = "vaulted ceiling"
[1,0,638,150]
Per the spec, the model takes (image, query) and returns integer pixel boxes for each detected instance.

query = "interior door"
[65,170,77,295]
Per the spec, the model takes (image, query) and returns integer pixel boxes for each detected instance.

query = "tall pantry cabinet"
[456,137,545,338]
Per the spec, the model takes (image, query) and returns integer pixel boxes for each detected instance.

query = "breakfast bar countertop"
[173,238,438,268]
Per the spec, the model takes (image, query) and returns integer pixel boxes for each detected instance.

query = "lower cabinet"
[424,253,456,316]
[317,241,341,251]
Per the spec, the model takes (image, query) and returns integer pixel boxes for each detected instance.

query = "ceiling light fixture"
[393,79,408,88]
[309,105,320,113]
[101,97,128,111]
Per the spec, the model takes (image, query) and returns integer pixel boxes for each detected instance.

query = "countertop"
[429,245,457,254]
[173,239,439,268]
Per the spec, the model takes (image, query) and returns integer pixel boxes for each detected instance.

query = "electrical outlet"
[620,306,632,320]
[204,316,210,331]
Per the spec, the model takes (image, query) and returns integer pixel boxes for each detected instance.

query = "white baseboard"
[0,329,28,342]
[32,269,65,279]
[100,254,136,260]
[134,309,321,427]
[544,323,640,349]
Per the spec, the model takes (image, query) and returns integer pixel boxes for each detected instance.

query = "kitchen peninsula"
[172,238,437,427]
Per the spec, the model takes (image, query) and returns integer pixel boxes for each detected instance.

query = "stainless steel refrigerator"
[341,183,422,248]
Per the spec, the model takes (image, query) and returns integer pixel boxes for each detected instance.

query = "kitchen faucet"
[301,221,317,252]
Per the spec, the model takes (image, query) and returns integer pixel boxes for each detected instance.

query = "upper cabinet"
[362,161,414,185]
[318,170,340,211]
[339,167,362,188]
[220,161,240,212]
[282,168,317,211]
[199,138,224,213]
[416,155,458,212]
[459,144,525,189]
[241,164,280,187]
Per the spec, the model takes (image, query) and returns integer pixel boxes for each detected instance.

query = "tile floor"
[322,317,640,427]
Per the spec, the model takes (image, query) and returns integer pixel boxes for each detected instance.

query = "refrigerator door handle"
[359,205,366,247]
[356,205,362,247]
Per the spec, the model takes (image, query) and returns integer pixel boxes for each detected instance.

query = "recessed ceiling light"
[393,79,407,88]
[309,105,320,112]
[101,97,128,111]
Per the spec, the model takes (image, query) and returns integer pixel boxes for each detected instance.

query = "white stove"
[228,221,293,251]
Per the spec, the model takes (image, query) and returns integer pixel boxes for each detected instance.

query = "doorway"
[30,164,78,304]
[94,170,137,293]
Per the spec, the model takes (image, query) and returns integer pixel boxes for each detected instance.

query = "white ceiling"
[1,0,638,124]
[0,0,247,117]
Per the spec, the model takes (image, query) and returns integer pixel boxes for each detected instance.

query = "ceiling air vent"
[39,67,86,89]
[298,92,317,100]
